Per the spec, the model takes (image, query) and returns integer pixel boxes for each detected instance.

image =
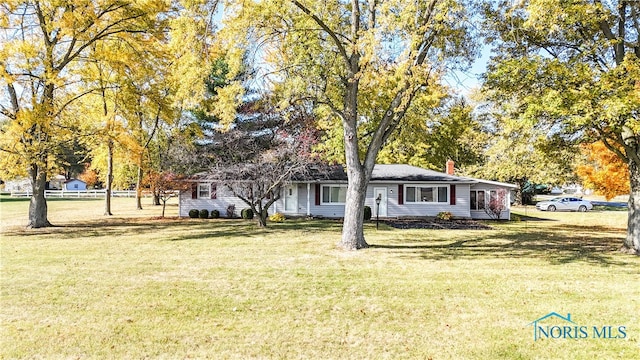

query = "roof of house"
[371,164,471,182]
[293,164,467,182]
[291,164,347,181]
[466,177,519,189]
[192,163,518,188]
[294,164,517,188]
[63,178,85,184]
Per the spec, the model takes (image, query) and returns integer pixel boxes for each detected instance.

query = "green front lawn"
[1,198,638,359]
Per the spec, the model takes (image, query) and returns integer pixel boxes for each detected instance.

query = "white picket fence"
[10,190,151,198]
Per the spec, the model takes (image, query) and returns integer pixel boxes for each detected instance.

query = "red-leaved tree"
[484,189,509,220]
[143,171,191,218]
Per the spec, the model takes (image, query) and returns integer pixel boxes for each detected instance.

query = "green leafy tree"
[467,98,577,205]
[482,0,640,254]
[223,0,477,249]
[377,96,487,171]
[185,56,321,227]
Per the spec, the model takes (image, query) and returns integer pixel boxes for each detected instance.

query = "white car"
[536,197,593,212]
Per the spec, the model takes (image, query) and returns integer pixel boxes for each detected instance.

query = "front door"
[284,185,298,213]
[373,187,388,217]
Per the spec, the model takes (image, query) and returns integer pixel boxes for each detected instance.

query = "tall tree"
[173,54,320,225]
[1,0,220,220]
[376,96,487,171]
[224,0,476,249]
[81,40,135,215]
[466,96,578,205]
[482,0,640,254]
[0,0,170,227]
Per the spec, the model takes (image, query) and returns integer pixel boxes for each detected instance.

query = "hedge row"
[188,208,257,220]
[188,209,220,219]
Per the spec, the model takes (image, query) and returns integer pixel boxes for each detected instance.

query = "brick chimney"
[446,160,455,175]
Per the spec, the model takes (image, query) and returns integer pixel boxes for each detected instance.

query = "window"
[198,183,210,199]
[321,185,347,204]
[406,187,416,202]
[470,190,486,210]
[195,183,217,199]
[420,187,434,202]
[438,187,448,203]
[488,190,506,208]
[405,186,448,203]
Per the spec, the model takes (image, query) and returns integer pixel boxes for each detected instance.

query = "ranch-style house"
[179,162,518,220]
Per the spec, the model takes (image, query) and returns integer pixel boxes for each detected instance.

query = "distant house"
[48,175,67,190]
[178,163,518,220]
[4,176,87,193]
[63,179,87,191]
[3,178,32,193]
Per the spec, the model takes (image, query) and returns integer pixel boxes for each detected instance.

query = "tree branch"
[600,134,628,163]
[289,0,351,65]
[33,0,53,48]
[7,82,19,115]
[52,87,108,118]
[414,0,439,66]
[57,11,148,71]
[368,0,377,30]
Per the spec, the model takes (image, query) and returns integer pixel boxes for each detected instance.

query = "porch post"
[306,183,311,216]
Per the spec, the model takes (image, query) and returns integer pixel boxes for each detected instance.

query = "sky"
[445,45,493,97]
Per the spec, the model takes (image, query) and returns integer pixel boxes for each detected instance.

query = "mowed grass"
[1,198,639,359]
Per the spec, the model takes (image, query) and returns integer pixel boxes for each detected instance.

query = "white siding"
[304,183,347,218]
[300,182,473,219]
[179,185,275,217]
[4,178,32,192]
[378,183,472,219]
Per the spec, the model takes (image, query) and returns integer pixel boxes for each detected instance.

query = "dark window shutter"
[211,184,217,199]
[315,184,321,205]
[191,183,198,199]
[398,184,404,205]
[450,185,456,205]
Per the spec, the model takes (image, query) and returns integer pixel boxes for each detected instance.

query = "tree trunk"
[514,179,529,205]
[27,163,52,228]
[256,202,267,227]
[136,166,143,210]
[624,160,640,254]
[338,54,372,250]
[257,213,268,227]
[27,82,54,229]
[339,168,369,250]
[104,139,113,216]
